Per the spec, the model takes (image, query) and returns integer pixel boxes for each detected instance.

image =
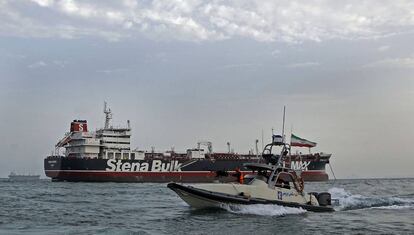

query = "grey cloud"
[217,63,262,70]
[363,57,414,68]
[286,62,320,68]
[96,68,130,74]
[28,61,47,68]
[378,45,390,52]
[271,49,281,57]
[0,0,412,42]
[31,0,54,7]
[27,60,69,69]
[52,60,67,68]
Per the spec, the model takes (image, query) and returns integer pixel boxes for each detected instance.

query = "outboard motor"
[317,192,332,206]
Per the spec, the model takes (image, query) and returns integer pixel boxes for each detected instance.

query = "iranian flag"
[290,134,317,148]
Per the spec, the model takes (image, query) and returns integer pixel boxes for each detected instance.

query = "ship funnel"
[70,120,88,132]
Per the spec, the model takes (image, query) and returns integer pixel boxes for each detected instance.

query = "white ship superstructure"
[55,102,144,161]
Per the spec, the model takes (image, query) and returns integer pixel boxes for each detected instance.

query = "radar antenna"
[104,101,112,129]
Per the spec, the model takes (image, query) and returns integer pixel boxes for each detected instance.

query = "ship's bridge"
[96,128,132,150]
[57,103,145,160]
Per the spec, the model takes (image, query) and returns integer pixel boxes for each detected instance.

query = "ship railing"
[102,150,146,160]
[46,155,64,158]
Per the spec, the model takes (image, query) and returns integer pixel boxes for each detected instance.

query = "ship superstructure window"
[115,152,122,159]
[108,152,114,159]
[122,153,129,160]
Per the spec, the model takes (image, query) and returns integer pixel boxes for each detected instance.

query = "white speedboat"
[168,141,334,213]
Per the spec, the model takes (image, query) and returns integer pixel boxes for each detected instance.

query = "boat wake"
[329,187,414,211]
[220,204,306,217]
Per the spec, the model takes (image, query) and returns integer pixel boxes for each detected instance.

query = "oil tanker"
[44,104,331,182]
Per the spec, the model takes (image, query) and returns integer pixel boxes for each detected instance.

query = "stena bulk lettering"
[106,159,182,172]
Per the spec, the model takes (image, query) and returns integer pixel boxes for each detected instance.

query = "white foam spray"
[329,187,414,211]
[220,204,306,217]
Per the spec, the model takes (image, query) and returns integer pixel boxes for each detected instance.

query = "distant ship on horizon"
[8,172,40,181]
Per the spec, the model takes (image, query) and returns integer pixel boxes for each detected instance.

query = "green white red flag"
[290,134,317,148]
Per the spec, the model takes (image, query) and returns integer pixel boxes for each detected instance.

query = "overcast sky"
[0,0,413,179]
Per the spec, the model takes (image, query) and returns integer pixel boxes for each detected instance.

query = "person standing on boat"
[232,168,244,184]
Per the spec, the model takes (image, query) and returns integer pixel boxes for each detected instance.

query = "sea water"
[0,178,413,234]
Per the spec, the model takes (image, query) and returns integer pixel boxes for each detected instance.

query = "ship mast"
[104,101,112,129]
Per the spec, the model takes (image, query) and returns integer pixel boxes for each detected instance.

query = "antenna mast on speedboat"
[276,105,288,168]
[282,106,286,143]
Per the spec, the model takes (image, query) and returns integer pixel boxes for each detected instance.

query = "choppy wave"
[220,204,306,217]
[371,205,413,210]
[329,187,414,211]
[1,180,414,234]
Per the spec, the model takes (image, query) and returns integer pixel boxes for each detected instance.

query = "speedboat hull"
[168,183,334,212]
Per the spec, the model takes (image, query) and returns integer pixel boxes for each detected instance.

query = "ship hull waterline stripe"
[45,170,326,174]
